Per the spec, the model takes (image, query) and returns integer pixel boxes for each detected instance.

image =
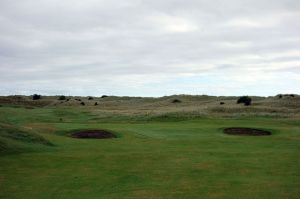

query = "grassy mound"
[0,124,53,154]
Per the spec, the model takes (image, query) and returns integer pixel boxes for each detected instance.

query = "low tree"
[32,94,41,100]
[58,95,66,100]
[172,99,181,103]
[237,96,252,106]
[88,96,93,100]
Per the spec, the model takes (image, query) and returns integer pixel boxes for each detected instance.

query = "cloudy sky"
[0,0,299,96]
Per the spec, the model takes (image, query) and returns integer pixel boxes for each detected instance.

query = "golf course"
[0,95,299,198]
[1,0,300,198]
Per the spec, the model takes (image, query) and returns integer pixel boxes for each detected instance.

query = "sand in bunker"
[224,128,271,136]
[70,130,117,139]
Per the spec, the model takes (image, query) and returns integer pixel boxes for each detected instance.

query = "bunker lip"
[70,130,117,139]
[224,128,271,136]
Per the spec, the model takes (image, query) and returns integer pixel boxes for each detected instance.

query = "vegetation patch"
[70,129,117,139]
[224,127,271,136]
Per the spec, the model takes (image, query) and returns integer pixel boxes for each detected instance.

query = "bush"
[237,96,252,106]
[32,94,41,100]
[88,96,93,100]
[172,99,181,103]
[101,95,108,98]
[80,102,85,106]
[220,102,225,105]
[94,102,98,106]
[58,95,66,100]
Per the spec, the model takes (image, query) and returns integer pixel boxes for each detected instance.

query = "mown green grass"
[0,106,300,198]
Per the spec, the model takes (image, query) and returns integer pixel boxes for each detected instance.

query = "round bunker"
[70,130,117,139]
[224,128,271,136]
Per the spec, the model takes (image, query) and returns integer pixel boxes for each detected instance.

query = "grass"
[0,97,300,198]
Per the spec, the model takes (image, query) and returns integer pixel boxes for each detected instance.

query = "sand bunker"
[70,130,117,139]
[224,128,271,136]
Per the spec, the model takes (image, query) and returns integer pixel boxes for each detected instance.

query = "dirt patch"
[70,130,117,139]
[224,128,271,136]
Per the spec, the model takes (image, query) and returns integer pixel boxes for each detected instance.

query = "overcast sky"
[0,0,299,96]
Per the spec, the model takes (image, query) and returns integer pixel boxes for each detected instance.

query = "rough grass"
[1,94,299,119]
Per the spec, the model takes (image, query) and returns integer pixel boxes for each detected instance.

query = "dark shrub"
[32,94,41,100]
[172,99,181,103]
[80,102,85,106]
[88,96,93,100]
[290,94,295,97]
[66,98,70,102]
[278,94,282,99]
[220,102,225,105]
[75,98,81,101]
[101,95,108,98]
[244,100,251,106]
[237,96,252,106]
[58,95,66,100]
[94,102,98,106]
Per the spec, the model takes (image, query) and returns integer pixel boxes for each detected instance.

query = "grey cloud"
[0,0,299,96]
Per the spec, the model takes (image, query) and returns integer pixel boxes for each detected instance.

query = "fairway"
[1,106,300,199]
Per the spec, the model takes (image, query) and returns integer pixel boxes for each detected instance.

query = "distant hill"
[0,94,299,118]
